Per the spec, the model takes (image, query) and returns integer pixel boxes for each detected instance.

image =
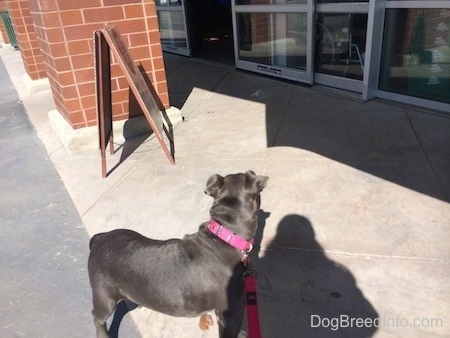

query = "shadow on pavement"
[163,53,450,203]
[106,65,176,176]
[252,211,378,337]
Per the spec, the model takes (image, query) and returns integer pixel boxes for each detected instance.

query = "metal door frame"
[231,1,314,85]
[314,1,371,94]
[156,0,191,57]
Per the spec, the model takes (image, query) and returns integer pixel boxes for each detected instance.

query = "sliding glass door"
[232,0,314,84]
[314,1,370,93]
[156,0,191,56]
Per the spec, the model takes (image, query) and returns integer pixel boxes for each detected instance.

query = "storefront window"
[315,13,367,80]
[236,0,306,5]
[237,12,307,70]
[158,10,188,49]
[380,8,450,103]
[316,0,368,3]
[155,0,181,5]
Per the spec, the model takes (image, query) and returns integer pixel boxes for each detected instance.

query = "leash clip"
[243,269,258,279]
[241,253,249,267]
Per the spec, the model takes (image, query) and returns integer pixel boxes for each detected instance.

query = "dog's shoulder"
[181,222,222,260]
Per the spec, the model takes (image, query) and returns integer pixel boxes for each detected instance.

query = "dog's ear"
[204,174,224,197]
[245,170,269,192]
[256,175,269,192]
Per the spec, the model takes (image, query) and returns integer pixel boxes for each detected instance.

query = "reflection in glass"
[158,11,188,49]
[315,13,367,80]
[236,0,306,5]
[156,0,182,5]
[237,12,307,70]
[316,0,367,3]
[380,8,450,103]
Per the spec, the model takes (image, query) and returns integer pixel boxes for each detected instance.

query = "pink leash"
[207,219,262,337]
[244,269,262,338]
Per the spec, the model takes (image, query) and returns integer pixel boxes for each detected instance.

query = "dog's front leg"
[93,321,110,338]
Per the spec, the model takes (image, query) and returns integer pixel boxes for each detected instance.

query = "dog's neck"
[207,219,253,252]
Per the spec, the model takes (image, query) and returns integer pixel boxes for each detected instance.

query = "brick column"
[0,0,10,44]
[29,0,169,129]
[6,0,47,80]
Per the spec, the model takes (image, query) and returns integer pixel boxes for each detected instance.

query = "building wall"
[251,13,269,44]
[0,0,10,44]
[7,0,47,80]
[8,0,169,129]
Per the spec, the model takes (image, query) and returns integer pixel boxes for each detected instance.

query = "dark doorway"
[187,0,234,66]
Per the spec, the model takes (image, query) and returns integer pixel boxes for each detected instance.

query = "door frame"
[231,1,315,85]
[156,0,191,57]
[314,1,371,94]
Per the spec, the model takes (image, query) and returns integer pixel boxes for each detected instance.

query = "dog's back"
[89,233,102,250]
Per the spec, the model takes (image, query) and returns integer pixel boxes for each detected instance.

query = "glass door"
[314,1,369,93]
[156,0,191,56]
[379,6,450,105]
[232,0,314,84]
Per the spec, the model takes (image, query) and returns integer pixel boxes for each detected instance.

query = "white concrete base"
[0,43,16,50]
[48,107,183,155]
[22,73,50,94]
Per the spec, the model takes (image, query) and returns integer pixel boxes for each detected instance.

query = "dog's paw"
[199,313,214,330]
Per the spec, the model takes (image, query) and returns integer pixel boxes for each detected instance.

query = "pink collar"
[207,219,253,252]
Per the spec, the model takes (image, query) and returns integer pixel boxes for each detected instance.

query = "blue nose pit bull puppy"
[88,170,268,338]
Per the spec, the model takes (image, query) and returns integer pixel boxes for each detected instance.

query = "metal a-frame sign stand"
[94,25,175,178]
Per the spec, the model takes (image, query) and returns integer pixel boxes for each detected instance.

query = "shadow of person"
[253,214,379,337]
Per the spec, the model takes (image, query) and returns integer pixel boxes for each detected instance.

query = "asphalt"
[1,44,449,338]
[0,49,139,337]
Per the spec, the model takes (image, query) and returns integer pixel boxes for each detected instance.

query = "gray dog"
[88,170,268,338]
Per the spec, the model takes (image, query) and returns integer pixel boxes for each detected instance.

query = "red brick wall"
[0,0,10,44]
[248,0,269,44]
[7,0,47,80]
[251,12,269,44]
[28,0,169,129]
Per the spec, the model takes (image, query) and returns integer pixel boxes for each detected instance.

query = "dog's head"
[204,170,268,238]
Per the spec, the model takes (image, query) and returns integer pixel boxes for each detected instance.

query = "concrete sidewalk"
[1,45,449,337]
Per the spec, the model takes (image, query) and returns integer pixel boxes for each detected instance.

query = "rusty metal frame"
[95,30,114,178]
[94,26,175,178]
